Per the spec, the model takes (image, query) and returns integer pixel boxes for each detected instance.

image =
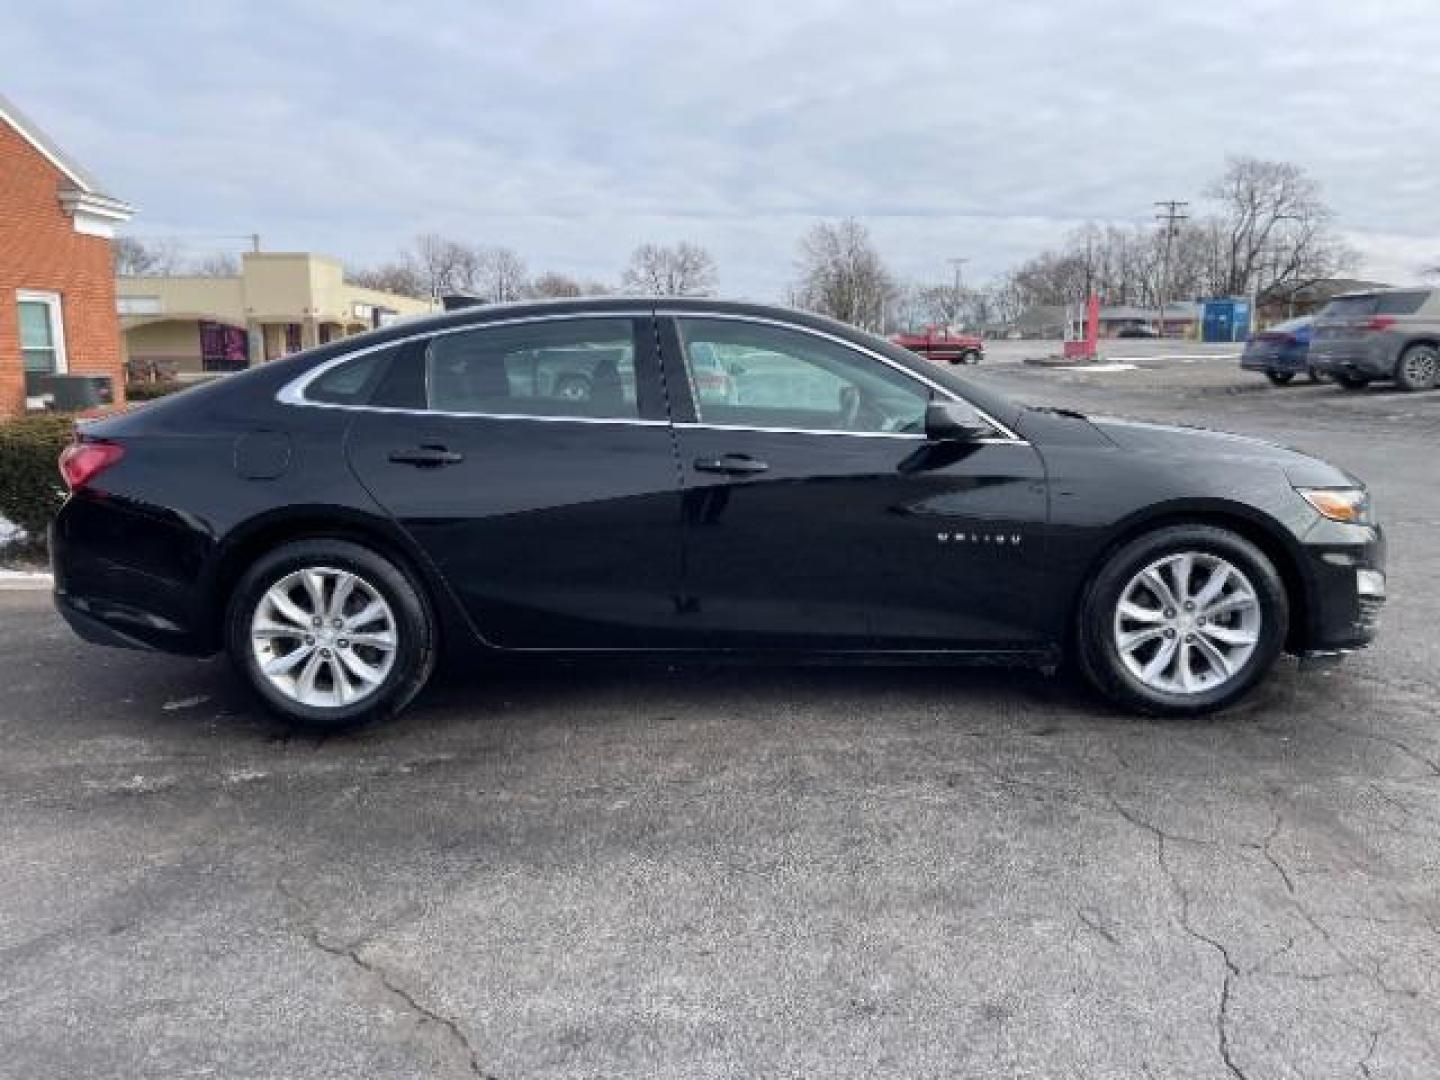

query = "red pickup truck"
[891,327,984,365]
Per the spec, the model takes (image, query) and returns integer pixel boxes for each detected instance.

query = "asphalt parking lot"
[3,354,1438,1079]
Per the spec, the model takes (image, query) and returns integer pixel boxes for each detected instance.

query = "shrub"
[125,379,184,402]
[0,413,76,555]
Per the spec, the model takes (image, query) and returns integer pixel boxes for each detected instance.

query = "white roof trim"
[0,92,134,215]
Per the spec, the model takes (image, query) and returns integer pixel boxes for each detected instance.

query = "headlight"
[1297,487,1372,525]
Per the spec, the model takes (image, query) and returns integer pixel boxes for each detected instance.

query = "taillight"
[1360,316,1395,332]
[58,440,125,491]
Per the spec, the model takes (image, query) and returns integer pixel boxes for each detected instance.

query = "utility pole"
[1154,200,1189,336]
[947,257,968,329]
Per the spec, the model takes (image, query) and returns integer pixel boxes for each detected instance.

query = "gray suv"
[1308,288,1440,391]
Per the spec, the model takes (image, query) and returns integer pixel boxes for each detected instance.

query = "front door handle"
[388,445,464,467]
[693,454,769,475]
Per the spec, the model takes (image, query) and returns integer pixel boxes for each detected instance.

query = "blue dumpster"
[1202,298,1252,343]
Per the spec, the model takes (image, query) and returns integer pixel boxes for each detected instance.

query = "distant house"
[1098,302,1200,338]
[1256,278,1392,325]
[117,253,433,378]
[0,93,134,417]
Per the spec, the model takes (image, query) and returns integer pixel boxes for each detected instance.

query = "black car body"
[51,298,1385,725]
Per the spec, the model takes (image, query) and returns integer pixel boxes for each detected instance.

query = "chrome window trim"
[657,310,1024,443]
[675,422,924,440]
[275,307,1026,443]
[673,422,1020,445]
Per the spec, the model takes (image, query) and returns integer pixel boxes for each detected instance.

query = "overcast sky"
[8,0,1440,297]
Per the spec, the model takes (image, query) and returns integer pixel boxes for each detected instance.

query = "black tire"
[1335,373,1370,391]
[962,349,981,366]
[554,374,592,402]
[1076,525,1289,717]
[1265,370,1295,386]
[226,539,436,729]
[1394,344,1439,392]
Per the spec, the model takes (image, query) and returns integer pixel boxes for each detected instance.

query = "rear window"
[1375,290,1428,315]
[1270,316,1311,333]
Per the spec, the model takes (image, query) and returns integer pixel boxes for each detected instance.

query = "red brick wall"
[0,120,127,418]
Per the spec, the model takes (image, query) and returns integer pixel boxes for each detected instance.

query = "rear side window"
[306,349,390,405]
[1375,291,1428,315]
[1319,296,1377,321]
[424,318,641,419]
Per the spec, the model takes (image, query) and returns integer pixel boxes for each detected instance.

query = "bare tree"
[477,246,528,303]
[794,219,896,331]
[1206,156,1354,297]
[621,242,717,296]
[113,236,182,276]
[526,272,584,298]
[410,233,482,297]
[191,252,240,277]
[347,258,427,298]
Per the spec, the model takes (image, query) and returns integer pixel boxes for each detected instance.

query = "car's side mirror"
[924,400,992,442]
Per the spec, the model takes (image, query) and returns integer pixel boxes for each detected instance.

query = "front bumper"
[1297,519,1385,652]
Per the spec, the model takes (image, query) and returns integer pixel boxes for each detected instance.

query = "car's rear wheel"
[1077,525,1288,716]
[1335,373,1370,391]
[1395,344,1439,392]
[1266,370,1295,386]
[226,539,436,729]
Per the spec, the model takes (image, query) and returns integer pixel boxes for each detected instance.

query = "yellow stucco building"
[118,252,433,377]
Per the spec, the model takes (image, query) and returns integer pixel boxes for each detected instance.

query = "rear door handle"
[693,454,769,475]
[388,445,464,467]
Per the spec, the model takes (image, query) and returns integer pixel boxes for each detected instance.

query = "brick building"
[0,93,134,418]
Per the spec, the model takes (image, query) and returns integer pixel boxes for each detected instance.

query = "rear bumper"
[50,493,219,657]
[1240,348,1306,373]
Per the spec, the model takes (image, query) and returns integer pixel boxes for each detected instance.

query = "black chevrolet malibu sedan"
[51,299,1385,727]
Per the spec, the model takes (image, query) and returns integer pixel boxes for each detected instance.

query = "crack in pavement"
[276,879,495,1079]
[1106,795,1250,1080]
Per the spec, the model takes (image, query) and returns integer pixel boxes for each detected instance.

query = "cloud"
[7,0,1439,294]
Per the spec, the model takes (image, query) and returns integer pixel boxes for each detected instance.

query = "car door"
[340,313,683,649]
[658,314,1050,651]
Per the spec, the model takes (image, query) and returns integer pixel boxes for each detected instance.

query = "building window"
[198,321,249,373]
[285,323,302,353]
[17,290,67,374]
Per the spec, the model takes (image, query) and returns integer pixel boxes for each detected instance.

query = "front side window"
[676,318,929,434]
[425,318,640,420]
[17,291,66,374]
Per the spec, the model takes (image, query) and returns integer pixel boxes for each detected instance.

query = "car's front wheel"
[1266,370,1295,386]
[226,539,436,728]
[1077,525,1288,716]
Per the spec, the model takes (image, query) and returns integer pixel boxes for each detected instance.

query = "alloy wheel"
[1400,346,1438,389]
[250,567,398,708]
[1112,552,1261,695]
